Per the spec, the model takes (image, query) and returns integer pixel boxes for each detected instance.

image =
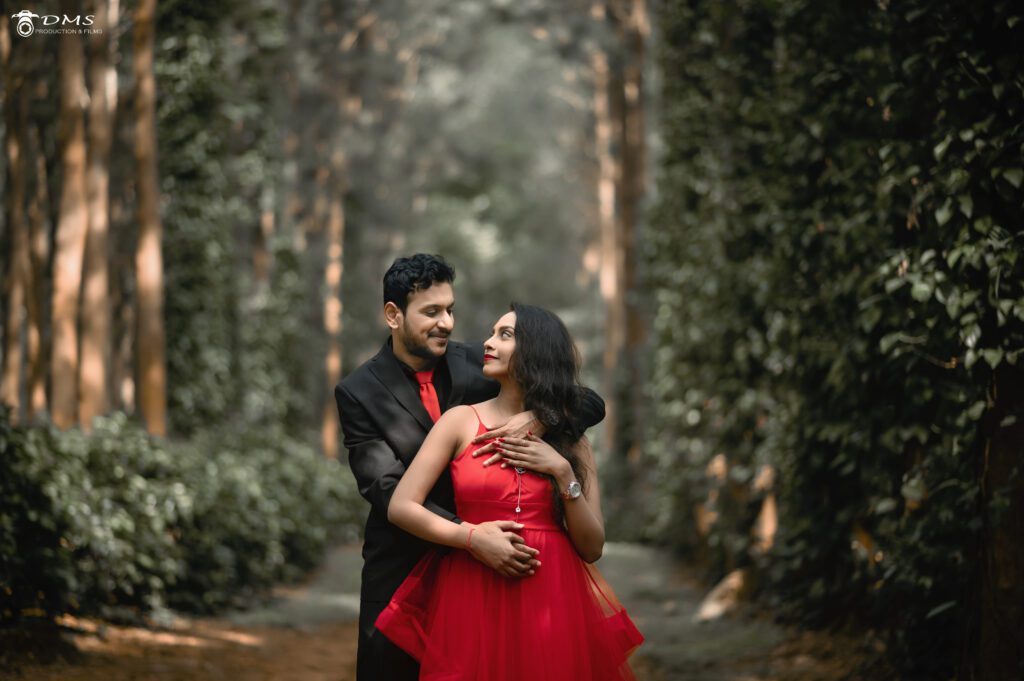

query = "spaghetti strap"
[466,404,485,429]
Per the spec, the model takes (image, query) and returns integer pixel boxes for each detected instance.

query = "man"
[335,254,604,681]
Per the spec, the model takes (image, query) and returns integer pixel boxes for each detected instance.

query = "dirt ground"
[1,616,358,681]
[1,543,895,681]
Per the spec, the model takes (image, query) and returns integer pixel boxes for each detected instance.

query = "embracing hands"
[467,520,541,578]
[471,411,543,466]
[490,433,571,478]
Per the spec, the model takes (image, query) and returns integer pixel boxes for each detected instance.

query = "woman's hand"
[493,433,571,480]
[471,411,545,465]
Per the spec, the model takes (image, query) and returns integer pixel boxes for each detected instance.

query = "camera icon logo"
[11,10,40,37]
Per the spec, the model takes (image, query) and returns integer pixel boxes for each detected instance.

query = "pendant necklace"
[514,465,525,515]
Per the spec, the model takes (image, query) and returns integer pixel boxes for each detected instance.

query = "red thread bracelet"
[466,527,475,550]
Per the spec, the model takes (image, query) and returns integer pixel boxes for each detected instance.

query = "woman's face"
[482,311,517,379]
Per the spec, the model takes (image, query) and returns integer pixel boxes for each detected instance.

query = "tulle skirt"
[376,526,643,681]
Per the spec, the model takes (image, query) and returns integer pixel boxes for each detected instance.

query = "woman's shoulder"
[435,405,485,457]
[442,404,477,420]
[436,404,481,430]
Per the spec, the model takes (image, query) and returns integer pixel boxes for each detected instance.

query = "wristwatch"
[562,480,582,501]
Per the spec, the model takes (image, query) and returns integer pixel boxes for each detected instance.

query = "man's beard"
[401,321,448,361]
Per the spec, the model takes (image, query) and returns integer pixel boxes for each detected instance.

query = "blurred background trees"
[0,0,652,627]
[2,0,1023,678]
[647,1,1023,677]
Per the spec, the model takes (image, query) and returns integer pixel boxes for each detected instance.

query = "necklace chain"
[514,467,524,514]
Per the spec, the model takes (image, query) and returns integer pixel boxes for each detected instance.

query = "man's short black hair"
[383,254,456,312]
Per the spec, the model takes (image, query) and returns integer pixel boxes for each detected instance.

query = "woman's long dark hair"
[506,303,588,508]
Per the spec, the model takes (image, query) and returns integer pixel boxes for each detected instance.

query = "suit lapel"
[445,343,468,409]
[368,342,435,433]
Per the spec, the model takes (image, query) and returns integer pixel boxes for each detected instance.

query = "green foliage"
[649,0,1023,676]
[167,426,361,613]
[237,240,319,434]
[155,7,241,434]
[155,0,298,435]
[1,411,187,618]
[0,408,360,620]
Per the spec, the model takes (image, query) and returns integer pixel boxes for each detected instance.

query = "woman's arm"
[388,406,540,577]
[496,435,606,563]
[387,406,473,546]
[552,436,605,562]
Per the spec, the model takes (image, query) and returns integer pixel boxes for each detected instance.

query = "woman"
[376,303,643,681]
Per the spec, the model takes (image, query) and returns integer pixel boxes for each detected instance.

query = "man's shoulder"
[337,345,388,396]
[448,339,484,364]
[337,339,483,395]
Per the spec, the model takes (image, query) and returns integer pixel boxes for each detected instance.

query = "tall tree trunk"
[111,255,136,412]
[253,194,275,285]
[321,156,346,459]
[79,0,119,429]
[51,0,90,429]
[614,0,649,461]
[110,153,135,413]
[971,365,1024,679]
[1,15,28,419]
[26,124,51,420]
[133,0,167,436]
[591,1,623,456]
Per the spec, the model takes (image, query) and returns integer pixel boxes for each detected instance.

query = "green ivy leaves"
[649,0,1022,676]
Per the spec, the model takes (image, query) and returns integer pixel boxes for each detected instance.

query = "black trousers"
[356,599,419,681]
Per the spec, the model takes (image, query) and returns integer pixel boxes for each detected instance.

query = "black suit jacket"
[335,339,499,602]
[335,338,605,606]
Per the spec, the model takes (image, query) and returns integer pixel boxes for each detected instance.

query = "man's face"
[392,282,455,361]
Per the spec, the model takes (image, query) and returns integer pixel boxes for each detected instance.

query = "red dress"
[376,412,643,681]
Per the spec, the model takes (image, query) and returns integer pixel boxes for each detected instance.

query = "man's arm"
[574,386,605,432]
[335,384,456,522]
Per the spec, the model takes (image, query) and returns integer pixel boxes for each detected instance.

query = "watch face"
[567,481,582,499]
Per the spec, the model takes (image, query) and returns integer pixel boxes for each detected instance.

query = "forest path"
[599,544,880,680]
[4,543,880,681]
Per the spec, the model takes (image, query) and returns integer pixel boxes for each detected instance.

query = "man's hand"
[467,520,541,577]
[472,411,545,466]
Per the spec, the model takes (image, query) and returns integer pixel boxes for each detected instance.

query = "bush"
[0,408,361,621]
[167,427,361,612]
[1,411,187,619]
